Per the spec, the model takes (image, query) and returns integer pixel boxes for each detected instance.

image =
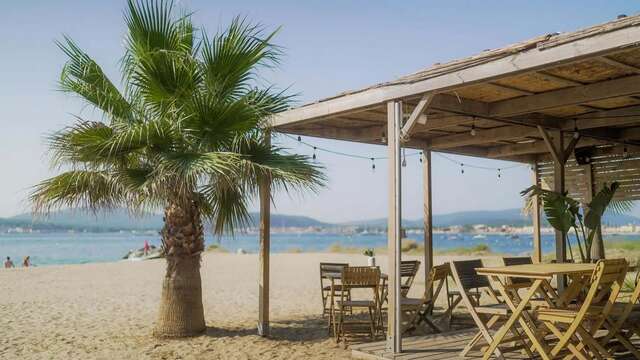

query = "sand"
[0,252,501,360]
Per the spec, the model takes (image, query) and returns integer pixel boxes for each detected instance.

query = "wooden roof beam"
[401,93,433,140]
[598,56,640,74]
[489,75,640,117]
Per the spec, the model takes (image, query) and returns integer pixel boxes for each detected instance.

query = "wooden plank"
[272,25,640,127]
[553,131,567,290]
[599,56,640,74]
[402,93,434,139]
[423,149,433,295]
[257,132,271,337]
[532,164,542,263]
[387,101,401,353]
[489,75,640,117]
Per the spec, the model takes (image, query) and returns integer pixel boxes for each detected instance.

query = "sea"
[1,232,639,267]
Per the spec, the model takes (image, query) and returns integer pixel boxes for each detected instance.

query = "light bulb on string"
[297,135,302,148]
[371,158,376,172]
[497,168,501,179]
[573,119,580,139]
[623,145,629,159]
[381,131,386,144]
[312,146,317,162]
[461,163,465,174]
[401,149,407,167]
[470,118,476,136]
[419,151,423,163]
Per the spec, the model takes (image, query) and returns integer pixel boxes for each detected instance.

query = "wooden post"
[257,133,271,337]
[552,131,567,289]
[531,163,542,263]
[584,164,605,260]
[423,148,433,291]
[386,100,402,353]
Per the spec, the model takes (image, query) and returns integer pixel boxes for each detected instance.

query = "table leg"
[482,277,552,360]
[329,278,336,338]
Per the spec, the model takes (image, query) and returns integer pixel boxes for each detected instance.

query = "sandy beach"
[0,252,502,360]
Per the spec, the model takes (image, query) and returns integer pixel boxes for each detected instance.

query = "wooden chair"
[401,263,452,334]
[536,258,629,360]
[501,256,555,306]
[335,266,381,345]
[319,263,349,318]
[595,269,640,358]
[400,260,421,297]
[450,259,531,359]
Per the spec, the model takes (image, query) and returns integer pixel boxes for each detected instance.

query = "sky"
[1,1,638,223]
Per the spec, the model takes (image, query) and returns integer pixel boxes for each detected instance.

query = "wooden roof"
[272,14,640,163]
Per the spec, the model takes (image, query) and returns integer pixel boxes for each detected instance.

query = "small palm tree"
[521,182,632,262]
[31,0,324,337]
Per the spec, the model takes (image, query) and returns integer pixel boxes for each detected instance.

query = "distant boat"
[473,234,487,239]
[510,234,520,240]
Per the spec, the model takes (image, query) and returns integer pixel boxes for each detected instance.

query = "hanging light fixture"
[371,158,376,172]
[461,163,465,174]
[312,146,317,161]
[470,117,476,136]
[623,145,629,159]
[401,149,407,167]
[573,119,580,139]
[497,168,501,179]
[381,131,386,144]
[419,151,423,163]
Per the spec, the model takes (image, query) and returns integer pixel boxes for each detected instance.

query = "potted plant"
[521,181,631,262]
[363,248,376,267]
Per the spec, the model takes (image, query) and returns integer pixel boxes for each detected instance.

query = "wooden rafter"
[401,93,433,139]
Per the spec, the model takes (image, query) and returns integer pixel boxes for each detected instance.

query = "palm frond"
[57,36,133,123]
[31,170,126,214]
[199,179,251,235]
[521,185,577,234]
[585,182,632,229]
[200,17,281,99]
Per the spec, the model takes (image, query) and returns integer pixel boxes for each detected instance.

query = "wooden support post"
[386,100,402,354]
[531,163,542,263]
[423,148,433,294]
[584,164,605,260]
[552,130,567,289]
[257,133,271,337]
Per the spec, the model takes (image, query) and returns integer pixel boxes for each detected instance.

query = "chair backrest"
[320,262,348,278]
[400,260,421,296]
[502,256,533,286]
[342,266,381,288]
[578,259,628,333]
[502,256,533,266]
[450,259,490,291]
[424,263,450,303]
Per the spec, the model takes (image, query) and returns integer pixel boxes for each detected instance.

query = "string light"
[623,146,629,159]
[497,168,501,179]
[371,158,376,172]
[470,118,477,136]
[573,119,580,139]
[280,134,526,176]
[381,131,386,144]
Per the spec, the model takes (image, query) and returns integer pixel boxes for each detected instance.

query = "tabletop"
[476,263,595,280]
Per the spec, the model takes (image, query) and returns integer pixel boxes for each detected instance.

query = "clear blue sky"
[1,1,638,222]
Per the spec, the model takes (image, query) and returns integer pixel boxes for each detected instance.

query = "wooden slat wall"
[537,152,640,202]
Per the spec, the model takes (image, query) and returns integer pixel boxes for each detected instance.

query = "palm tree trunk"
[153,200,206,337]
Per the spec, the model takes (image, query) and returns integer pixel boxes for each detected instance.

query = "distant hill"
[1,208,328,232]
[1,207,639,232]
[342,208,640,228]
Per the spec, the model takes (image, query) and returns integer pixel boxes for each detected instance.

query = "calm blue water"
[1,232,638,266]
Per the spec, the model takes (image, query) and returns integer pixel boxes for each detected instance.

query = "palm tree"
[31,0,324,338]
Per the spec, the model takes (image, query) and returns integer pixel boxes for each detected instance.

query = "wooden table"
[325,272,388,337]
[475,263,595,360]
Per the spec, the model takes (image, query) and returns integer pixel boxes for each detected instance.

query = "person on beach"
[22,256,31,267]
[143,240,150,256]
[4,257,14,268]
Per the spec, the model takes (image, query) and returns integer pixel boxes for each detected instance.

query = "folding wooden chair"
[450,259,531,359]
[536,258,629,360]
[595,269,640,359]
[401,263,451,334]
[319,262,349,318]
[335,266,381,345]
[400,260,421,297]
